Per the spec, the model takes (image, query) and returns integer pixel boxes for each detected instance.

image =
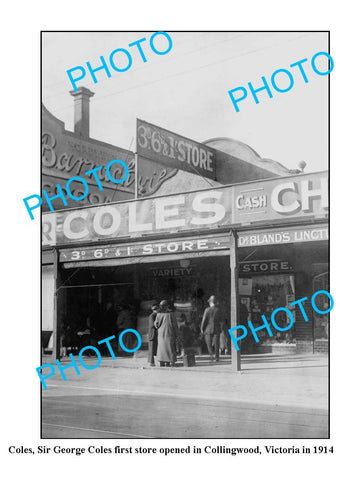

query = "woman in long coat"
[155,300,178,367]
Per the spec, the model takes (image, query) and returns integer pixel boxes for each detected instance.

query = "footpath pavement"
[42,351,328,410]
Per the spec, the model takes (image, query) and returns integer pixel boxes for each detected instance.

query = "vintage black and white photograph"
[40,30,330,439]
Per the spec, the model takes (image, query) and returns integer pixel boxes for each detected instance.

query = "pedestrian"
[178,314,195,355]
[219,318,229,355]
[148,303,159,366]
[76,323,95,355]
[155,300,178,367]
[200,295,222,362]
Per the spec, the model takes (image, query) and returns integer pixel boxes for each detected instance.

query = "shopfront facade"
[238,224,329,353]
[42,169,329,362]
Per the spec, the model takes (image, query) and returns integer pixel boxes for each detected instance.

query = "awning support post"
[52,249,61,362]
[230,230,241,372]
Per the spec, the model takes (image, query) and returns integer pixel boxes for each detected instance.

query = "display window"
[137,256,230,348]
[57,255,231,355]
[240,273,296,345]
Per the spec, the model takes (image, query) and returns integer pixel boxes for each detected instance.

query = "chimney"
[70,87,95,138]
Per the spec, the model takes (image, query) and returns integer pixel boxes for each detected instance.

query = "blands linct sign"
[42,171,328,247]
[137,119,217,180]
[238,224,328,247]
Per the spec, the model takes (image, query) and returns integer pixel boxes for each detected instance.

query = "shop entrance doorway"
[313,270,329,350]
[58,253,231,355]
[135,256,231,351]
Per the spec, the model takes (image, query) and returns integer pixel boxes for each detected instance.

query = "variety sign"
[42,171,328,247]
[150,267,195,277]
[137,119,216,180]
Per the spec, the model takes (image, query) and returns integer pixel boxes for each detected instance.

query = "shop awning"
[62,249,230,269]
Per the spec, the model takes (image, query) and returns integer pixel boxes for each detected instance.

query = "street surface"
[41,353,328,438]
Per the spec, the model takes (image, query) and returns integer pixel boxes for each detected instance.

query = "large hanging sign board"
[136,119,217,180]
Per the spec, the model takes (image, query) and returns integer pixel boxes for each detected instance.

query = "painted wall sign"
[42,131,134,197]
[136,156,178,197]
[232,173,328,223]
[136,119,216,180]
[239,260,293,275]
[42,171,328,247]
[42,107,177,209]
[58,235,230,262]
[42,174,132,209]
[238,224,328,247]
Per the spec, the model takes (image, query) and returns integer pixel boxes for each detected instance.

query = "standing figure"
[178,314,195,355]
[148,304,159,366]
[219,317,229,356]
[155,300,178,367]
[200,295,222,362]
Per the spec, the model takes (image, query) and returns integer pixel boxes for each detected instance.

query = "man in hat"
[155,300,178,367]
[200,295,222,361]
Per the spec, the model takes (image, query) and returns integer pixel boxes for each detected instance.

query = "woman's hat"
[159,299,169,308]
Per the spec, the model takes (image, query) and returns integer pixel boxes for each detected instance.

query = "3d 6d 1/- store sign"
[42,171,328,246]
[137,119,217,180]
[59,236,230,263]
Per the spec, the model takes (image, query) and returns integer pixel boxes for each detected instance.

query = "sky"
[42,31,329,173]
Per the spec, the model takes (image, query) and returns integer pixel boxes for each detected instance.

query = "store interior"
[57,255,231,354]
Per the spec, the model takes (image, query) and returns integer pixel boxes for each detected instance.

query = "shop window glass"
[242,274,295,344]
